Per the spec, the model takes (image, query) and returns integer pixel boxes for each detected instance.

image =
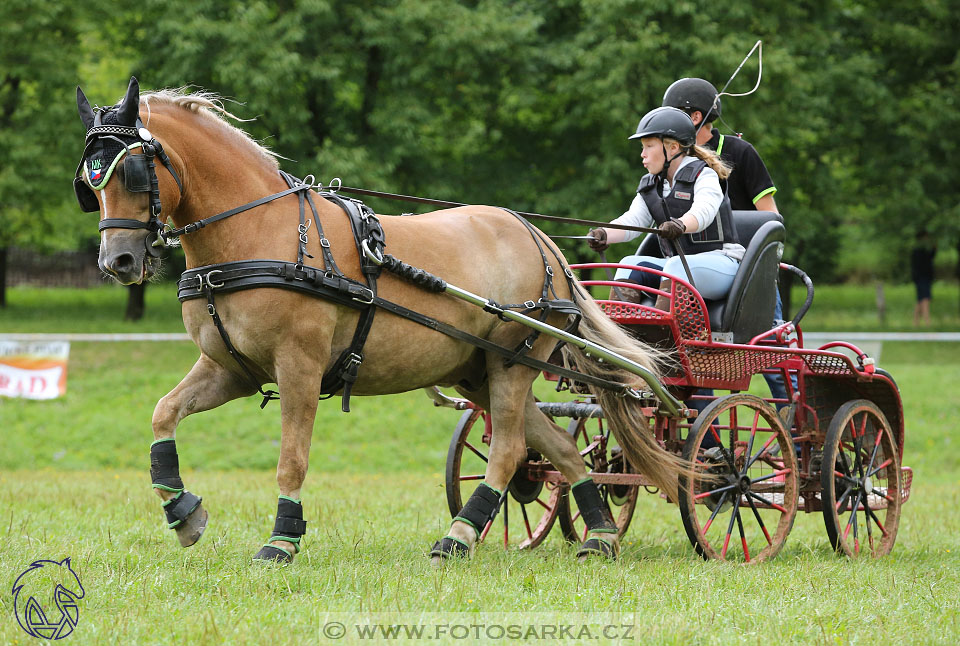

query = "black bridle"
[75,112,184,256]
[75,110,324,254]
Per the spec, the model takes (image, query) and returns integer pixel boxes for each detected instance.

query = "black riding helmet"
[662,77,721,123]
[628,107,696,147]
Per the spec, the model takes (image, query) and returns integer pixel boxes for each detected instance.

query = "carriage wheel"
[557,416,638,543]
[821,399,902,558]
[679,393,799,563]
[444,408,562,549]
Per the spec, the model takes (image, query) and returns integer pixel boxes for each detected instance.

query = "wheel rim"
[445,408,561,549]
[821,400,901,558]
[679,393,799,563]
[558,416,638,543]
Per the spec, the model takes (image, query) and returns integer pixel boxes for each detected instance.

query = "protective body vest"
[637,159,738,256]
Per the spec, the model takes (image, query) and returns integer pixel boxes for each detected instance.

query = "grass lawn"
[0,285,959,644]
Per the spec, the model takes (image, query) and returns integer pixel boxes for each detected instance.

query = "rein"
[330,185,662,236]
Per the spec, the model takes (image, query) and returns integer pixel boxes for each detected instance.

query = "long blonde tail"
[562,283,687,502]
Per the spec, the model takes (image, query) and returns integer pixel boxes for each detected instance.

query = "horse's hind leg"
[151,354,255,547]
[521,397,620,559]
[432,361,539,561]
[439,384,619,560]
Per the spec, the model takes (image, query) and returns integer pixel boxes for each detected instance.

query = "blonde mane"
[139,88,280,169]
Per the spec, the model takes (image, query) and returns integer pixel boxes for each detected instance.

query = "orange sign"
[0,341,70,399]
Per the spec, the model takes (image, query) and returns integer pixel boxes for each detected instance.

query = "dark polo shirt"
[706,128,776,211]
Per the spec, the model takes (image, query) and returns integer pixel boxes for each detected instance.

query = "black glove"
[587,228,609,252]
[658,219,686,240]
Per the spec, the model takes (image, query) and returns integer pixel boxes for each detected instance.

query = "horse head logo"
[12,558,85,640]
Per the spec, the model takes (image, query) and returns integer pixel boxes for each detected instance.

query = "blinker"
[123,154,152,193]
[74,176,100,212]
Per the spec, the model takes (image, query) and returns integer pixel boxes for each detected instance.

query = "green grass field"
[1,285,959,644]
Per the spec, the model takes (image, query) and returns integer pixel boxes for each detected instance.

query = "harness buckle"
[353,287,375,306]
[319,237,331,248]
[204,269,225,290]
[206,303,217,317]
[523,300,537,309]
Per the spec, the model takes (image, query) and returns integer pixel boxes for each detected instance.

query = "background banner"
[0,341,70,399]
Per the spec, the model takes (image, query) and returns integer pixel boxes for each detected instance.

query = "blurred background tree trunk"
[125,283,146,321]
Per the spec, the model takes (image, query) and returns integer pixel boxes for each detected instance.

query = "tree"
[0,1,104,305]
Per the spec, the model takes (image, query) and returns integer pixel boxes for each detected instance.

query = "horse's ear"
[77,87,95,130]
[116,76,140,125]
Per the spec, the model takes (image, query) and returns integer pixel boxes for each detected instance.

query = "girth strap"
[314,193,385,412]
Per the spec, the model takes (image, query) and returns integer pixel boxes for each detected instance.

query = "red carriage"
[441,211,912,562]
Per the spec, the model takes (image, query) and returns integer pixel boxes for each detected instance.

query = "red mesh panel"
[673,283,709,341]
[598,301,668,325]
[802,353,858,376]
[681,346,786,380]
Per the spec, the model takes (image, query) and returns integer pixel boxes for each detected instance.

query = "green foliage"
[6,0,960,278]
[0,1,99,251]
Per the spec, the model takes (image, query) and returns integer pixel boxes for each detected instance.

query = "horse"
[75,77,686,564]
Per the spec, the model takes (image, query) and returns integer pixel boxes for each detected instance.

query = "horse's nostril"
[111,252,137,274]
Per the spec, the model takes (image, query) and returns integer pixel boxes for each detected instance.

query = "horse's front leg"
[252,351,325,564]
[151,354,256,547]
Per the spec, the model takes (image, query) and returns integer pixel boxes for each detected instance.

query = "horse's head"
[75,77,183,284]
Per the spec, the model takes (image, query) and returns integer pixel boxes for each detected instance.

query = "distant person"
[911,230,936,326]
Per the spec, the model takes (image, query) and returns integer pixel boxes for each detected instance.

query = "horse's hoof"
[174,503,208,547]
[429,536,470,565]
[576,537,617,562]
[253,544,294,564]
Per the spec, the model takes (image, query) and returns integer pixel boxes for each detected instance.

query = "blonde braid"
[690,144,731,180]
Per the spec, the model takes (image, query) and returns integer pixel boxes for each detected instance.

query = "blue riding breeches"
[613,251,740,301]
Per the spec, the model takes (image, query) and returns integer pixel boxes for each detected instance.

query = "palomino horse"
[75,77,685,563]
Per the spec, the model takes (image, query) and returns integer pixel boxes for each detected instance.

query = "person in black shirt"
[663,78,778,212]
[910,230,936,326]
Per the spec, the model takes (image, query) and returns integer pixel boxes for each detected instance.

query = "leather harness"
[78,108,645,412]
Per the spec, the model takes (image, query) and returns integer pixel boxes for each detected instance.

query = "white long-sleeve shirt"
[607,155,745,259]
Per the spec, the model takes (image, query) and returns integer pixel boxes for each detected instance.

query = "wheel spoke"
[743,410,761,467]
[520,503,533,540]
[502,498,509,548]
[835,484,854,512]
[843,490,862,542]
[745,434,779,470]
[745,493,773,545]
[459,474,486,482]
[721,496,742,559]
[694,482,738,501]
[736,508,750,562]
[867,458,894,479]
[702,491,729,533]
[464,441,488,463]
[747,490,788,514]
[864,503,888,536]
[750,468,792,484]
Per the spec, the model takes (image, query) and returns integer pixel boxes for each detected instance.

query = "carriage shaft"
[443,283,683,415]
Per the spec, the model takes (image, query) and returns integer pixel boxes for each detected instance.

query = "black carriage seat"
[632,210,785,343]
